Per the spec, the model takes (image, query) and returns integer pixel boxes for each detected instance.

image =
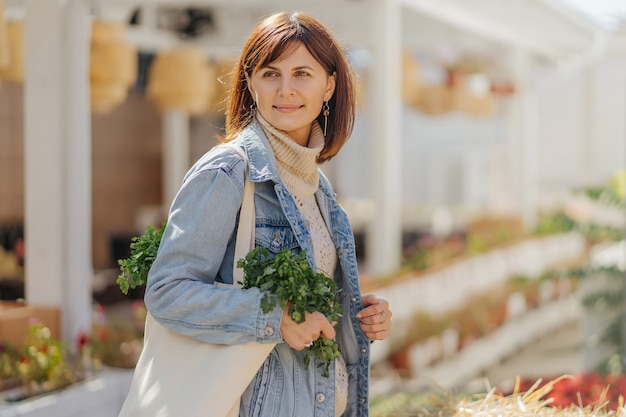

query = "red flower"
[76,332,88,350]
[98,328,109,342]
[511,373,626,410]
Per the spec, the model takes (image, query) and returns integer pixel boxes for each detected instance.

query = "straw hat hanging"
[0,19,24,83]
[402,49,422,107]
[447,59,494,116]
[147,47,215,116]
[90,20,137,113]
[0,0,8,85]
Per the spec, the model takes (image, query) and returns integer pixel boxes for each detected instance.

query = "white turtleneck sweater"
[256,113,337,278]
[256,113,347,416]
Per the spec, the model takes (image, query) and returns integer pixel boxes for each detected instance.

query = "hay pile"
[456,376,625,417]
[371,376,625,417]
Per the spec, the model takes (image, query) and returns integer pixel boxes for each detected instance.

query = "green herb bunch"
[238,246,343,377]
[116,222,165,295]
[117,225,343,377]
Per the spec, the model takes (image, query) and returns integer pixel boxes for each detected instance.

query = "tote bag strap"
[117,144,266,417]
[227,144,254,287]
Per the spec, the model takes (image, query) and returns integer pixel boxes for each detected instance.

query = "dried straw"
[455,376,626,417]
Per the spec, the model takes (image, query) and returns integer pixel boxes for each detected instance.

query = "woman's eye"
[262,71,279,78]
[295,71,310,77]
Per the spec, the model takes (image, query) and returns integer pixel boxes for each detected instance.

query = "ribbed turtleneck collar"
[257,112,324,197]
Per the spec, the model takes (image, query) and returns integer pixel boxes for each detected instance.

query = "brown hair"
[222,11,356,162]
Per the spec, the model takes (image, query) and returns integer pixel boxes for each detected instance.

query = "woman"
[144,11,392,417]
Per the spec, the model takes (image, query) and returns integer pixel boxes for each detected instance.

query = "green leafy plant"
[116,222,165,294]
[1,324,86,401]
[238,247,342,377]
[0,342,21,390]
[117,225,343,377]
[534,210,577,236]
[579,169,625,209]
[577,265,625,373]
[17,325,80,392]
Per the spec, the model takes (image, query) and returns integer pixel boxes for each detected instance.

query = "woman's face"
[246,43,335,146]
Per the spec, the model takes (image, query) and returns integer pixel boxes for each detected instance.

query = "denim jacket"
[144,119,371,417]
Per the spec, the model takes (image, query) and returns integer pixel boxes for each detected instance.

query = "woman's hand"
[280,303,336,350]
[357,294,392,341]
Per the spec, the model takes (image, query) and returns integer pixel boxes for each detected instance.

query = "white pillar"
[162,110,190,207]
[366,0,403,276]
[507,50,538,228]
[23,0,92,342]
[581,67,594,186]
[520,84,539,228]
[462,150,485,211]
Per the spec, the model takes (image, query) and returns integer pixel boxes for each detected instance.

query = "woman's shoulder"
[183,141,247,183]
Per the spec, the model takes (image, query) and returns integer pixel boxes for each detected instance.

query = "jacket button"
[264,323,274,336]
[316,393,326,403]
[361,347,367,353]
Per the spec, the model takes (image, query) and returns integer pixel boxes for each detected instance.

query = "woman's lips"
[274,105,302,113]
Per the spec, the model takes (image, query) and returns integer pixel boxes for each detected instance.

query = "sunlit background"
[0,0,625,415]
[557,0,626,30]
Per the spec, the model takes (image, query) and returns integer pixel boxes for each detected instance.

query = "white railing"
[370,233,587,364]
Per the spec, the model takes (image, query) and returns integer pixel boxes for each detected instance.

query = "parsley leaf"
[238,247,343,377]
[116,222,165,295]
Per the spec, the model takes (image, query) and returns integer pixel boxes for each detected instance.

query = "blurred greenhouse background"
[0,0,625,415]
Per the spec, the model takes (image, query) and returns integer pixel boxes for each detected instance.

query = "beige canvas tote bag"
[118,145,274,417]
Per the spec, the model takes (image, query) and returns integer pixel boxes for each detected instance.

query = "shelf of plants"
[370,232,586,365]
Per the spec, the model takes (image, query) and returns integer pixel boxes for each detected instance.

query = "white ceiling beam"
[125,26,239,58]
[89,0,289,8]
[125,26,180,52]
[400,0,564,59]
[534,0,608,34]
[4,0,25,20]
[91,2,136,21]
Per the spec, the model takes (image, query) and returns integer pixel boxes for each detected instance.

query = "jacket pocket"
[255,221,300,254]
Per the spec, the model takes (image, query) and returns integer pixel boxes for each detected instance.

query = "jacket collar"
[236,119,335,199]
[238,119,279,183]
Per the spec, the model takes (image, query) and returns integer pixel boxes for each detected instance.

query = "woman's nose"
[278,78,295,96]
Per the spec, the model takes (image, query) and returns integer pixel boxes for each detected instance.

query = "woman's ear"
[245,73,255,99]
[324,72,336,102]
